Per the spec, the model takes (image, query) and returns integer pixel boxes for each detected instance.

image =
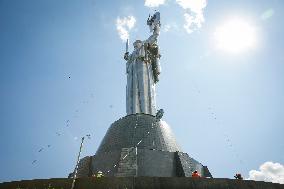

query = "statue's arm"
[125,53,133,74]
[146,34,158,45]
[146,12,160,45]
[146,24,160,45]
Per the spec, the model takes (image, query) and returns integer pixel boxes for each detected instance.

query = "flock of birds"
[31,80,114,166]
[190,77,244,166]
[31,75,244,170]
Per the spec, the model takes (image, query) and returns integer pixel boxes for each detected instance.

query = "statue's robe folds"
[126,34,159,115]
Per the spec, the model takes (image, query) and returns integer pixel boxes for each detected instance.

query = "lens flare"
[214,18,256,53]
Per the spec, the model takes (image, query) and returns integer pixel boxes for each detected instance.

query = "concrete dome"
[95,113,181,155]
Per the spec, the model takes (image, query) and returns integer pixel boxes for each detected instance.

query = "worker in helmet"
[234,173,243,180]
[96,171,104,178]
[192,170,201,178]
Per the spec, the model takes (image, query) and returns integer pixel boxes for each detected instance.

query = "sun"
[214,18,256,53]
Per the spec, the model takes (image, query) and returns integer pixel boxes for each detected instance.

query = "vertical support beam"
[71,137,85,189]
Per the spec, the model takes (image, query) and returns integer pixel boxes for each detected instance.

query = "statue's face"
[133,40,142,49]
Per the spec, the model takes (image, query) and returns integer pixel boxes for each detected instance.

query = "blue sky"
[0,0,283,183]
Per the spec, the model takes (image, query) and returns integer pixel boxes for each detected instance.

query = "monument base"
[74,114,211,178]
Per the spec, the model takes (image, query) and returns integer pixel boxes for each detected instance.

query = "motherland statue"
[124,12,162,115]
[69,12,212,179]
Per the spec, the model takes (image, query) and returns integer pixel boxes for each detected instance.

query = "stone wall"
[75,149,211,178]
[76,156,92,177]
[1,177,283,189]
[115,148,137,177]
[175,152,212,178]
[137,149,176,177]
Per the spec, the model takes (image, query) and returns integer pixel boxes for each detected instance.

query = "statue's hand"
[124,52,129,60]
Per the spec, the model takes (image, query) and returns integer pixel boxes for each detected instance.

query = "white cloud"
[163,23,179,33]
[176,0,207,33]
[116,16,136,42]
[176,0,206,12]
[183,12,205,34]
[164,24,171,32]
[144,0,166,8]
[248,162,284,184]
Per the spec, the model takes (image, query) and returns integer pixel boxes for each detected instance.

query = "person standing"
[192,170,201,178]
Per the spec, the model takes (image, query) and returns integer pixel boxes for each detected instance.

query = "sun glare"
[214,18,256,53]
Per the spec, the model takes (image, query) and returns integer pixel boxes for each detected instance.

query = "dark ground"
[0,177,283,189]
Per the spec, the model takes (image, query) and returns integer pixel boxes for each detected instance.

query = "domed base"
[75,114,211,177]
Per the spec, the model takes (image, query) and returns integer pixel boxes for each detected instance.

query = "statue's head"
[133,40,142,49]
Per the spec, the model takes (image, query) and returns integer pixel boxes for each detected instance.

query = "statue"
[124,12,161,115]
